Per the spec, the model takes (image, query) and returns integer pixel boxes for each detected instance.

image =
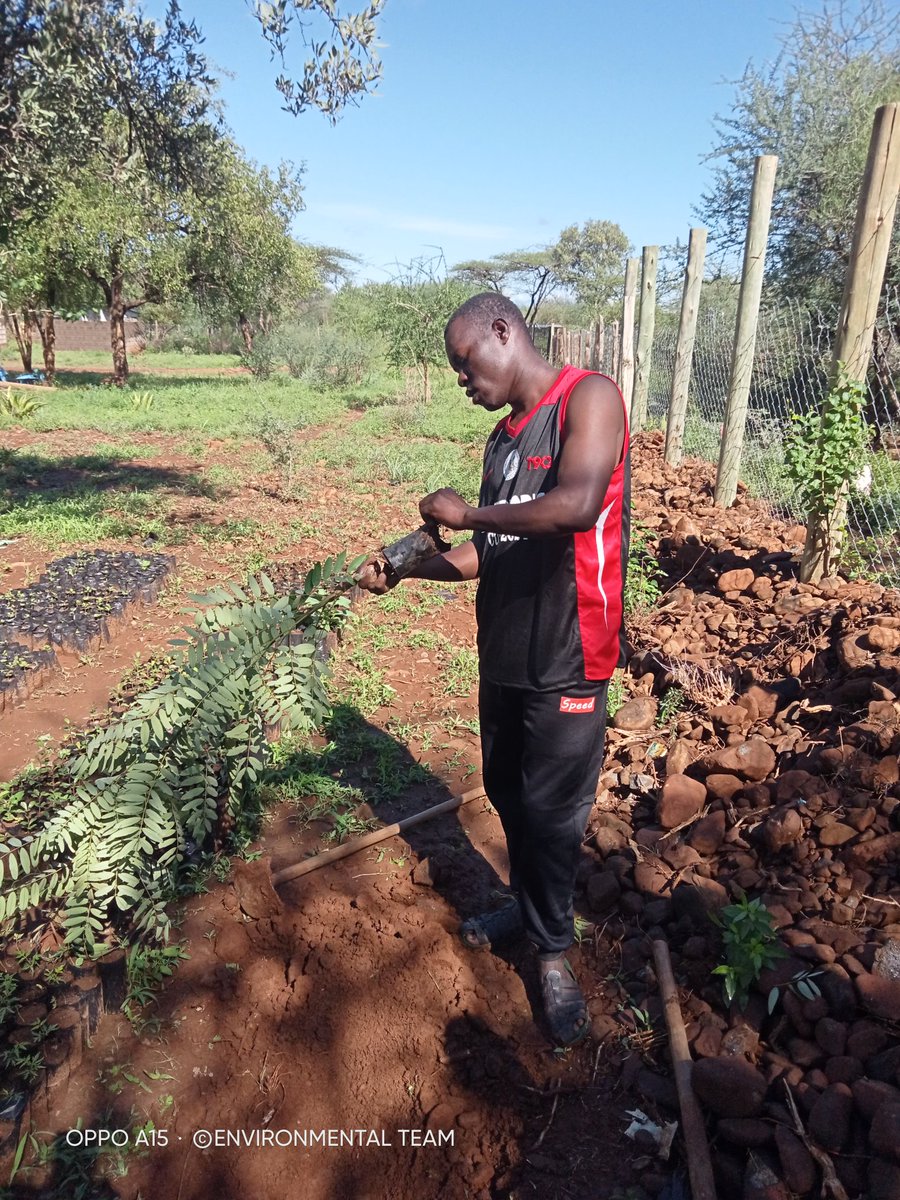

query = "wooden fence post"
[619,258,639,413]
[631,246,659,432]
[610,319,620,381]
[714,154,779,507]
[800,102,900,582]
[665,227,708,467]
[593,319,604,371]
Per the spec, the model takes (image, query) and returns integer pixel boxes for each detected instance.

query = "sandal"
[539,956,589,1047]
[459,900,524,951]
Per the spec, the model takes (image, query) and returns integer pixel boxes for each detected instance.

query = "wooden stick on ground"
[651,938,718,1200]
[270,785,487,887]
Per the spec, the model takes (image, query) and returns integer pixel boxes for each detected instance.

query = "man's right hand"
[355,558,397,595]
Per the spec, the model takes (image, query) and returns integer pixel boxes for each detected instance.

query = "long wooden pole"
[714,154,778,507]
[271,785,487,887]
[652,939,718,1200]
[631,245,659,433]
[800,103,900,582]
[665,228,708,467]
[618,258,639,414]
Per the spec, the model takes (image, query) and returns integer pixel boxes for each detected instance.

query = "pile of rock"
[582,435,900,1200]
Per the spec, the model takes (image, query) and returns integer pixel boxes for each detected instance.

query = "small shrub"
[0,389,43,420]
[242,337,277,380]
[252,411,309,492]
[657,686,686,725]
[129,391,154,412]
[275,325,372,388]
[712,893,786,1008]
[624,521,663,615]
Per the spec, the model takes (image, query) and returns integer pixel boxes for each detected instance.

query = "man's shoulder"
[562,372,626,430]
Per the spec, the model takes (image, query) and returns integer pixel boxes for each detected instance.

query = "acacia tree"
[552,220,631,321]
[187,144,318,352]
[699,0,900,307]
[0,0,217,245]
[453,249,558,323]
[372,257,472,400]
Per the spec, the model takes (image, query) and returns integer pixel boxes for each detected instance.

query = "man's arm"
[420,375,625,536]
[356,539,479,594]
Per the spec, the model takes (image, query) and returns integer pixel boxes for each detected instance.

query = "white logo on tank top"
[502,449,520,481]
[486,492,545,546]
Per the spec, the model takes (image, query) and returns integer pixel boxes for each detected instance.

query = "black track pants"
[478,677,610,956]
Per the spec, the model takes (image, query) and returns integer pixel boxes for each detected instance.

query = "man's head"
[444,292,532,411]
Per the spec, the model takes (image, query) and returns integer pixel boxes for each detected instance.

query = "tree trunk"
[238,314,254,353]
[36,309,56,383]
[109,277,129,385]
[6,310,33,372]
[422,359,431,403]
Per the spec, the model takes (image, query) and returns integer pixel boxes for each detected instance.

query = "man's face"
[444,317,511,411]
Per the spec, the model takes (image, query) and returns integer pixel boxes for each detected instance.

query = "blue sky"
[179,0,802,280]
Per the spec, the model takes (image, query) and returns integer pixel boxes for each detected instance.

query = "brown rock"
[868,626,900,652]
[871,1104,900,1163]
[869,1157,900,1200]
[691,1056,767,1117]
[775,1125,816,1195]
[853,1078,900,1121]
[743,685,781,720]
[848,1021,889,1061]
[592,826,626,856]
[718,567,755,594]
[815,1017,847,1056]
[612,696,657,731]
[666,739,695,777]
[706,737,776,782]
[658,774,706,829]
[634,857,672,898]
[710,703,752,728]
[809,1083,854,1151]
[857,973,900,1022]
[763,808,803,853]
[717,1117,771,1147]
[818,822,857,847]
[838,632,871,672]
[586,871,621,914]
[706,773,745,801]
[688,810,727,856]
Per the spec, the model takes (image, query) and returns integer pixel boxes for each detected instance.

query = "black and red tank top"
[472,365,631,690]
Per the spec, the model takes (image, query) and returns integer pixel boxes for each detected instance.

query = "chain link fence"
[534,286,900,585]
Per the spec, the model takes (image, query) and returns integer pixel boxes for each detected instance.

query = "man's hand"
[419,488,473,531]
[355,558,397,595]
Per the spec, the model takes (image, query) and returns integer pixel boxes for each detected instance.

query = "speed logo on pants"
[559,696,596,714]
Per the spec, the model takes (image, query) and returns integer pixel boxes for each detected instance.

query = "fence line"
[530,286,900,585]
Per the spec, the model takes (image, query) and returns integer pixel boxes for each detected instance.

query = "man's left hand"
[419,488,473,531]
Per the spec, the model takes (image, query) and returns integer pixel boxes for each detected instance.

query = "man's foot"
[539,955,589,1047]
[459,900,524,951]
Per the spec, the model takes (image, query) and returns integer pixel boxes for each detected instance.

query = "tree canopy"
[699,0,900,308]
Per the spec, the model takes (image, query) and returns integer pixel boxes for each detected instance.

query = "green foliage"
[253,0,386,121]
[712,894,787,1009]
[453,249,557,324]
[124,942,188,1019]
[700,1,900,305]
[606,670,625,717]
[657,686,686,725]
[767,967,823,1016]
[553,220,631,320]
[129,391,154,412]
[624,522,663,615]
[0,554,363,952]
[241,337,278,380]
[251,410,308,491]
[275,324,373,386]
[784,364,871,521]
[0,389,43,420]
[370,257,472,401]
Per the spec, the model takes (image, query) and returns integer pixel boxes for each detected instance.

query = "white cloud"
[306,200,517,241]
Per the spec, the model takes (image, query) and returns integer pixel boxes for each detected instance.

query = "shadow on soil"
[3,705,629,1200]
[0,447,221,503]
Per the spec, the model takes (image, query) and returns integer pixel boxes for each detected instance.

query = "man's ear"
[492,317,511,344]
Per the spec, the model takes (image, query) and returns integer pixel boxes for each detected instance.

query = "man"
[358,292,629,1046]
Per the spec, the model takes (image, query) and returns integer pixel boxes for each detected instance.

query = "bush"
[274,325,373,388]
[241,336,278,380]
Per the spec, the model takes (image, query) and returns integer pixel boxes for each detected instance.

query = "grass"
[2,348,242,371]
